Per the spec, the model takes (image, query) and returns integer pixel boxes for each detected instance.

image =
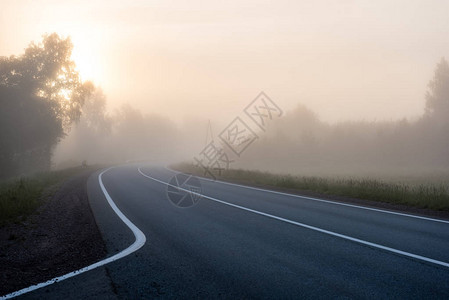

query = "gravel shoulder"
[0,168,108,296]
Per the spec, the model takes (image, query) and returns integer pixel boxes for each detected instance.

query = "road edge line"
[140,167,449,269]
[164,166,449,224]
[1,167,146,299]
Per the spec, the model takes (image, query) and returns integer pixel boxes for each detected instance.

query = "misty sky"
[1,0,448,124]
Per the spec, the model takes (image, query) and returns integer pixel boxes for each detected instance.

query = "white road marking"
[140,167,449,269]
[1,167,146,299]
[165,166,449,224]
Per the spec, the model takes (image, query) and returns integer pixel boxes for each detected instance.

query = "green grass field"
[0,167,93,226]
[173,163,449,211]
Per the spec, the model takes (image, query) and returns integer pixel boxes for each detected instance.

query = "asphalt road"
[16,164,449,299]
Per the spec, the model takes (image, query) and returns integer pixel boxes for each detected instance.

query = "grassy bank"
[173,163,449,211]
[0,167,95,226]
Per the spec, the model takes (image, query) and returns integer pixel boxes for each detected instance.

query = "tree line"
[1,33,448,179]
[238,58,449,176]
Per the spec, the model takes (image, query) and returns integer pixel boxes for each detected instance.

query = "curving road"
[16,164,449,299]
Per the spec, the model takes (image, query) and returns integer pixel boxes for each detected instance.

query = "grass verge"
[173,163,449,211]
[0,167,95,226]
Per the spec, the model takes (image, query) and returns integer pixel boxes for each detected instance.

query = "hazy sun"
[71,47,97,82]
[68,32,104,84]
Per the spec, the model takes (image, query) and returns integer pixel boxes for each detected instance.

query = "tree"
[79,88,111,135]
[52,88,112,167]
[0,33,93,178]
[425,57,449,122]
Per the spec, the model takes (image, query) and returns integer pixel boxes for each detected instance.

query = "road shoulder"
[0,168,111,297]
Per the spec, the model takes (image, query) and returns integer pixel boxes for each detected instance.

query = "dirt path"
[0,168,107,295]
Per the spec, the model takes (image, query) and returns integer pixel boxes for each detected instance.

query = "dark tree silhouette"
[425,57,449,122]
[0,33,93,178]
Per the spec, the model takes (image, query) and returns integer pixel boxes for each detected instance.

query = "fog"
[1,1,449,180]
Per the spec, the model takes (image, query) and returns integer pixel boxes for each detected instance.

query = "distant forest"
[1,34,448,179]
[238,58,449,176]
